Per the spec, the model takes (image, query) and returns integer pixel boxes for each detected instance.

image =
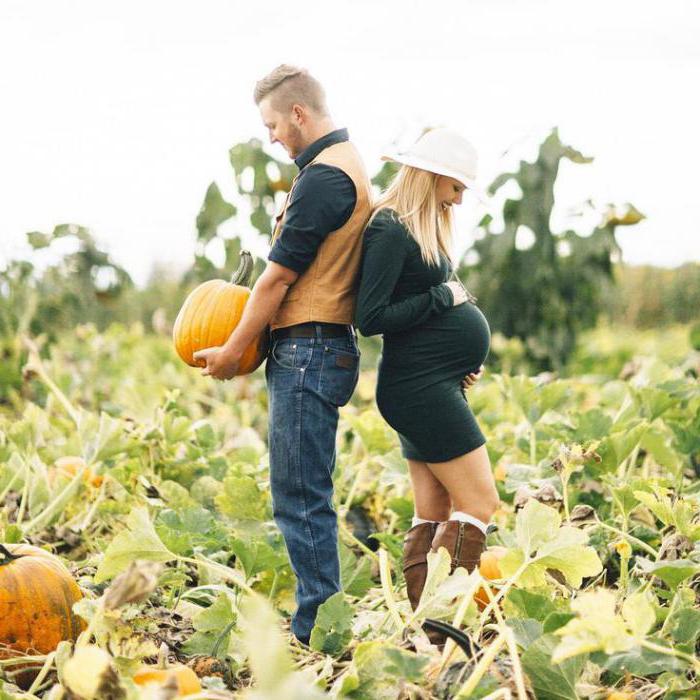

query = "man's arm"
[223,261,298,359]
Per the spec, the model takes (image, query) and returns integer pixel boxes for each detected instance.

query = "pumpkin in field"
[133,642,202,696]
[474,546,508,609]
[0,544,85,688]
[173,250,268,374]
[133,665,202,696]
[48,456,103,488]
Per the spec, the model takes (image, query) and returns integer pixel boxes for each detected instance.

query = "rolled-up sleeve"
[268,164,357,274]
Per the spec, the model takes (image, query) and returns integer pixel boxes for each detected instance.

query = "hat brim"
[381,153,489,203]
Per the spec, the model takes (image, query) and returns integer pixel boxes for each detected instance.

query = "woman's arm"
[354,219,454,336]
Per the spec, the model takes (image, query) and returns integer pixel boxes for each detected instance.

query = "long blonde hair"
[371,165,454,266]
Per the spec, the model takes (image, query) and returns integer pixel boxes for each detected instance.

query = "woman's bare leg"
[407,459,451,521]
[426,445,499,524]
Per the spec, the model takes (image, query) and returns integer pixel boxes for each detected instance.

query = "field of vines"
[0,322,699,700]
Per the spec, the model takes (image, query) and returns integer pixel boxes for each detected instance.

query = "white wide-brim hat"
[381,128,488,202]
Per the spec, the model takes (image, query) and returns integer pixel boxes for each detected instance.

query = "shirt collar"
[294,128,349,170]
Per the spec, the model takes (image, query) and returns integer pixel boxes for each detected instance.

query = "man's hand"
[193,346,240,381]
[461,364,485,390]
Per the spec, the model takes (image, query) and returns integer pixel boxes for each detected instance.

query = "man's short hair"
[254,64,328,115]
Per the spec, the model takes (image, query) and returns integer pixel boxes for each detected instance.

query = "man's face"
[259,97,305,159]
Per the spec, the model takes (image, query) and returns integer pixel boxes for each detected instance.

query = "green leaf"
[515,498,561,555]
[552,590,655,663]
[239,592,293,689]
[542,612,576,634]
[309,591,354,655]
[26,231,53,249]
[231,537,288,578]
[383,647,430,682]
[668,607,700,647]
[521,633,586,700]
[238,592,327,698]
[508,618,544,648]
[636,558,700,590]
[156,507,227,557]
[192,592,236,633]
[597,644,689,675]
[350,641,430,700]
[621,591,656,639]
[415,548,482,620]
[500,500,603,588]
[95,507,175,583]
[215,474,269,521]
[573,409,612,441]
[340,542,374,598]
[196,182,237,243]
[345,411,397,455]
[157,480,197,509]
[504,589,559,621]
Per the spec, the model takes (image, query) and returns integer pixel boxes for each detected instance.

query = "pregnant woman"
[355,128,500,643]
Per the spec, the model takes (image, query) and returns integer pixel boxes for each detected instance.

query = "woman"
[355,128,500,638]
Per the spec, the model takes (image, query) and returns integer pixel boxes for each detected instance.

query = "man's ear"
[291,103,305,125]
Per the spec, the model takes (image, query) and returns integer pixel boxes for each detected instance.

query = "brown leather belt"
[271,321,353,340]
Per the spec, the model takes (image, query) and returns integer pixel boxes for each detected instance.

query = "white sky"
[1,0,698,286]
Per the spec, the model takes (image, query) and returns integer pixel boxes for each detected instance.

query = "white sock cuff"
[411,516,439,528]
[449,511,489,534]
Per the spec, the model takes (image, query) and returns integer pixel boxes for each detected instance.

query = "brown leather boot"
[402,521,439,612]
[425,520,487,647]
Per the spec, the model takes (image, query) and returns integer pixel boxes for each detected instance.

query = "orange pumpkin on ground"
[49,456,103,488]
[474,546,508,609]
[173,250,268,374]
[0,544,85,688]
[133,664,202,696]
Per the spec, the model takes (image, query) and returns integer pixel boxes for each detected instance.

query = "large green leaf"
[95,507,175,583]
[500,499,603,588]
[522,633,586,700]
[309,591,354,655]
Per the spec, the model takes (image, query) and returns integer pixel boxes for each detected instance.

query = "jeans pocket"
[319,345,360,407]
[271,339,311,371]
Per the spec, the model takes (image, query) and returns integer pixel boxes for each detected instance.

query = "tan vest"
[270,140,372,330]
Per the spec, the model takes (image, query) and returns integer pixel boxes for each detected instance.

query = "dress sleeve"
[354,215,454,336]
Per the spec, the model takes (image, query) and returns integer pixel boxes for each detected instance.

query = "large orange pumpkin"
[0,544,85,688]
[172,250,268,374]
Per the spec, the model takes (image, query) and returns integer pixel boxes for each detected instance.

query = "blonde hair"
[371,165,454,266]
[253,64,328,116]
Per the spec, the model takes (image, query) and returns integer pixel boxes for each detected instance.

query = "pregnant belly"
[381,303,491,384]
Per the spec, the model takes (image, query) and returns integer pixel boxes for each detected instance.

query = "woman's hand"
[445,280,468,305]
[461,364,484,390]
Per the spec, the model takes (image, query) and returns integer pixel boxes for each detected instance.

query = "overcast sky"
[1,0,698,286]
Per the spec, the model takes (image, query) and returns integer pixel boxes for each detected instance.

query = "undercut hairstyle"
[253,64,328,115]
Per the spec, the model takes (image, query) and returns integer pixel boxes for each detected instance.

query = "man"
[194,64,372,646]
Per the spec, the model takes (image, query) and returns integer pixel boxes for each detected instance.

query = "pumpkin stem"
[0,544,20,565]
[230,250,254,287]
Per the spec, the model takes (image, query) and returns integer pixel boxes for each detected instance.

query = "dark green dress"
[354,208,491,462]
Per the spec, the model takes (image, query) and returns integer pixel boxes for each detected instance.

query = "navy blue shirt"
[268,128,357,275]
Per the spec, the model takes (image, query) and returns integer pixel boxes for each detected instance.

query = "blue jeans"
[265,325,361,643]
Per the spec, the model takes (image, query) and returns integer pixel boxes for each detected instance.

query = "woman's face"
[435,175,466,210]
